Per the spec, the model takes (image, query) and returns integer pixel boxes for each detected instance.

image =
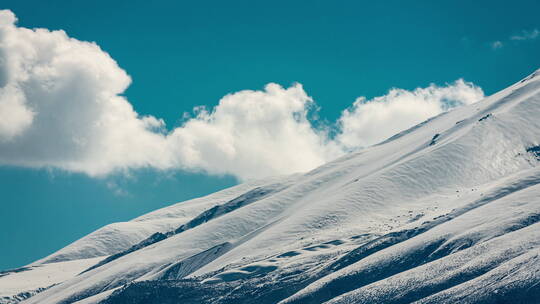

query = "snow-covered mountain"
[3,69,540,304]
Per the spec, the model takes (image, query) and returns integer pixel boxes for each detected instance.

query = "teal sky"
[1,0,539,270]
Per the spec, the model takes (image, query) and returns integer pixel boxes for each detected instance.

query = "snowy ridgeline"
[2,69,540,303]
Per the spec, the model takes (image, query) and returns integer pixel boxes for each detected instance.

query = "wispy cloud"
[0,10,485,181]
[491,28,539,50]
[106,181,129,197]
[510,29,539,41]
[491,41,503,50]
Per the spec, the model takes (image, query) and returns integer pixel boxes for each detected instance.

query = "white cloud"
[0,10,485,181]
[166,83,341,179]
[0,9,172,175]
[491,41,503,50]
[490,29,539,50]
[510,29,539,41]
[336,80,484,149]
[0,85,34,140]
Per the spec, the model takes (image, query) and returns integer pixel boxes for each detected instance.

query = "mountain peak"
[3,70,540,304]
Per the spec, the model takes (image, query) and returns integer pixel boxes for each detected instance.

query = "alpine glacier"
[2,69,540,303]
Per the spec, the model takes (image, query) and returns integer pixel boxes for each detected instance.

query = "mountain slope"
[3,69,540,304]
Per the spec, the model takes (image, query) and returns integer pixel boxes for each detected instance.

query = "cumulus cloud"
[0,85,34,140]
[0,10,485,180]
[336,80,484,149]
[165,84,341,179]
[0,9,172,176]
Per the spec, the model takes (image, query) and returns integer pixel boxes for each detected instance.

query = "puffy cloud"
[0,9,172,175]
[336,80,484,149]
[0,10,485,181]
[0,85,34,140]
[166,84,341,179]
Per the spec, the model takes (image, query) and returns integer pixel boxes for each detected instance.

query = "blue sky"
[0,0,539,270]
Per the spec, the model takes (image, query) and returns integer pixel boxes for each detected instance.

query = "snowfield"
[2,69,540,303]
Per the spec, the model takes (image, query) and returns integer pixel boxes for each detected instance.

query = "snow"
[37,175,295,264]
[3,68,540,303]
[0,257,102,303]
